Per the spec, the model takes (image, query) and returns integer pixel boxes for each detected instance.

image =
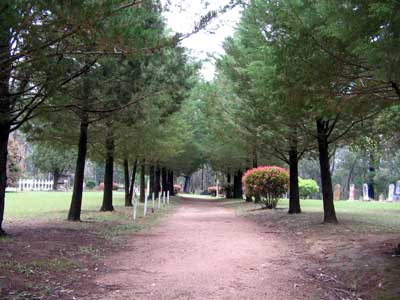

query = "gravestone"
[394,181,400,202]
[379,193,385,202]
[363,183,369,201]
[334,184,341,201]
[388,184,395,202]
[349,184,356,201]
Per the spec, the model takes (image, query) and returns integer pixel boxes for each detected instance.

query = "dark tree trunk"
[237,170,243,199]
[123,158,130,206]
[155,165,161,198]
[368,152,375,200]
[169,170,174,196]
[68,118,89,221]
[316,119,338,223]
[140,160,146,202]
[0,25,12,235]
[100,131,114,212]
[128,159,138,206]
[288,133,301,214]
[234,169,243,199]
[233,173,238,198]
[252,149,258,168]
[149,165,155,196]
[0,126,10,235]
[288,149,301,214]
[161,167,167,193]
[52,170,60,191]
[184,176,190,193]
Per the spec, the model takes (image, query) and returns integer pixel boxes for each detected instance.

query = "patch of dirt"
[80,198,321,300]
[0,220,106,299]
[237,203,400,300]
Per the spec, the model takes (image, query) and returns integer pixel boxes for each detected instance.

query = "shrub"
[242,166,289,209]
[298,177,319,199]
[85,180,96,190]
[174,184,181,193]
[97,182,119,191]
[207,186,224,197]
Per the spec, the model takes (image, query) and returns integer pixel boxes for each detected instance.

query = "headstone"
[152,193,155,213]
[363,183,369,201]
[334,184,341,201]
[348,184,356,201]
[394,181,400,202]
[133,193,138,223]
[388,184,395,202]
[379,193,385,202]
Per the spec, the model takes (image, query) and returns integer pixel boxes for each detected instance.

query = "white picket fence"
[10,179,54,191]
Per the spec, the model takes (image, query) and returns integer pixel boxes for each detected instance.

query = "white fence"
[8,179,54,191]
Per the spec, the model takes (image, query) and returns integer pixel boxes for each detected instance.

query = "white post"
[50,180,53,191]
[144,193,148,217]
[167,190,170,205]
[146,179,150,196]
[158,193,161,209]
[152,193,155,213]
[216,180,219,197]
[163,191,166,205]
[133,193,138,223]
[18,179,22,191]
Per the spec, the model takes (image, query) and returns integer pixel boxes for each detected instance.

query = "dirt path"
[83,198,315,300]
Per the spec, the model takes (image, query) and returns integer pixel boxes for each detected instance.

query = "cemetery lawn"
[0,191,177,300]
[222,198,400,300]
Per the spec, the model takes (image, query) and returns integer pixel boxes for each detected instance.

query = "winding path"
[84,197,314,300]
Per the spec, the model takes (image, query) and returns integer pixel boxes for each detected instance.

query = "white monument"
[388,184,394,202]
[363,183,369,201]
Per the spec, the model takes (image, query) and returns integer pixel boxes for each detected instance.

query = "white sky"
[162,0,242,80]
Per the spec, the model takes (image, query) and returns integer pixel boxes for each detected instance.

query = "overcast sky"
[162,0,242,80]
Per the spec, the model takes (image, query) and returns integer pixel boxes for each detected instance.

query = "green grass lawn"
[4,191,174,223]
[4,191,126,220]
[221,198,400,233]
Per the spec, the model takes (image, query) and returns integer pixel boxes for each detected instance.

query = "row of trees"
[183,0,399,223]
[0,0,234,235]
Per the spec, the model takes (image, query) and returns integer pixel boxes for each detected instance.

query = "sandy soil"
[82,198,318,300]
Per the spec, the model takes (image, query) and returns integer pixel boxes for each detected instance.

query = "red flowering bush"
[242,166,289,209]
[174,184,181,193]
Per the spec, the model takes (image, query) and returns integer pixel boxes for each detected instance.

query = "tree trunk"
[368,152,375,200]
[252,149,258,168]
[149,165,155,196]
[140,160,146,202]
[169,170,174,196]
[100,130,114,212]
[128,159,138,206]
[155,165,161,198]
[288,148,301,214]
[123,158,130,206]
[316,119,338,223]
[68,118,89,221]
[0,24,12,235]
[288,132,301,214]
[52,170,60,191]
[161,167,167,193]
[184,176,190,193]
[0,125,10,235]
